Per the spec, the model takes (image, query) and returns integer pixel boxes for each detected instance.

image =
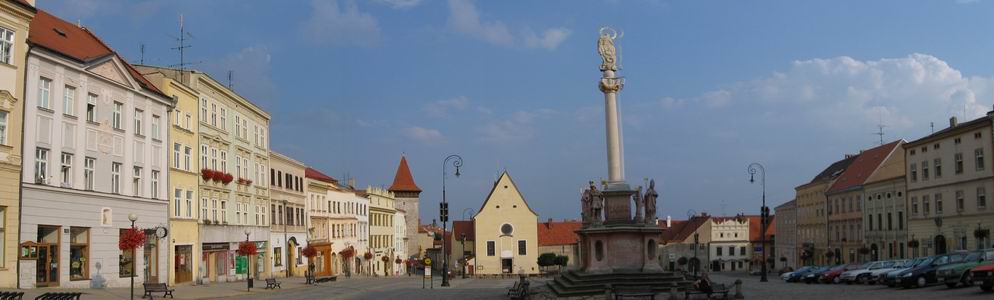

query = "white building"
[708,217,750,272]
[393,209,407,276]
[19,11,174,288]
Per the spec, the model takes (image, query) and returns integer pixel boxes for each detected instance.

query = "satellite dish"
[687,209,697,219]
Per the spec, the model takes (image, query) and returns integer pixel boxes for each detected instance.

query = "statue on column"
[589,181,603,224]
[597,27,619,72]
[581,185,593,224]
[644,179,658,224]
[633,186,644,223]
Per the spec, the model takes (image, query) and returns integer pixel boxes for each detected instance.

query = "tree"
[537,253,557,271]
[555,255,569,271]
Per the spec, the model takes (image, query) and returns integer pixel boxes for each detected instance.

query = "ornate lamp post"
[460,233,467,279]
[748,163,769,282]
[128,213,138,300]
[244,230,252,291]
[693,232,700,278]
[440,154,463,287]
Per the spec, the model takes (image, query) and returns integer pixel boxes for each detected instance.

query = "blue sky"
[41,0,994,222]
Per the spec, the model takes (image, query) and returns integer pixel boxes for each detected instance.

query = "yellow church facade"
[472,172,539,275]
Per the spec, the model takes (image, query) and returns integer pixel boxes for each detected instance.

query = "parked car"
[785,266,818,283]
[899,253,964,288]
[969,251,994,292]
[820,264,859,284]
[939,249,994,288]
[882,257,929,287]
[803,266,833,284]
[866,260,907,284]
[841,261,889,284]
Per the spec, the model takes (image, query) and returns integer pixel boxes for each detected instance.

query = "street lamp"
[460,233,467,279]
[440,154,463,287]
[748,162,769,282]
[284,199,290,278]
[128,213,138,300]
[693,232,700,277]
[245,230,252,292]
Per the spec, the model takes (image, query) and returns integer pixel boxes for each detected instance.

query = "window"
[133,166,142,196]
[260,128,266,149]
[151,115,160,140]
[38,77,52,109]
[728,246,735,256]
[186,191,193,218]
[0,206,4,267]
[86,94,97,122]
[922,161,929,180]
[956,190,964,212]
[910,163,917,181]
[955,153,964,174]
[34,148,48,183]
[976,132,983,139]
[112,102,123,129]
[877,213,882,231]
[200,144,208,169]
[151,171,159,197]
[221,201,227,223]
[0,27,13,64]
[219,107,226,130]
[174,189,182,217]
[211,199,218,222]
[60,153,72,187]
[979,187,987,209]
[898,211,904,230]
[934,159,942,178]
[133,109,143,135]
[119,229,135,277]
[201,198,208,221]
[911,197,918,215]
[210,148,217,170]
[183,146,191,171]
[923,195,931,216]
[235,115,241,138]
[220,151,227,172]
[935,193,943,215]
[173,143,181,169]
[236,156,242,178]
[868,215,873,231]
[63,86,76,116]
[184,113,191,129]
[0,111,6,145]
[487,241,495,256]
[69,227,89,280]
[887,212,893,230]
[84,157,94,190]
[976,148,985,171]
[210,103,217,127]
[200,98,207,122]
[740,246,746,256]
[717,247,723,256]
[111,162,121,194]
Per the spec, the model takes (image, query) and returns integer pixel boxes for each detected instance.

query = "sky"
[39,0,994,223]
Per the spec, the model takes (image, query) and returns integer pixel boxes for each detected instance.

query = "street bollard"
[734,279,744,299]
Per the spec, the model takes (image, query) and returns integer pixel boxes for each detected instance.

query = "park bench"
[508,280,529,300]
[142,282,175,299]
[614,286,655,300]
[315,275,337,283]
[265,278,282,289]
[34,293,81,300]
[684,283,729,300]
[0,291,24,300]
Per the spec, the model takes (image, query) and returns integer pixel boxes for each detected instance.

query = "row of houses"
[656,213,775,273]
[0,1,422,289]
[775,114,994,270]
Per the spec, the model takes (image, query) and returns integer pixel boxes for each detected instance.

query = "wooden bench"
[34,293,82,300]
[142,282,175,299]
[614,286,656,300]
[265,278,282,289]
[508,281,529,300]
[0,291,24,300]
[684,283,729,300]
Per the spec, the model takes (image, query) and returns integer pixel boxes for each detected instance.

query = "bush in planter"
[537,253,557,271]
[554,255,569,270]
[211,171,225,182]
[201,169,214,181]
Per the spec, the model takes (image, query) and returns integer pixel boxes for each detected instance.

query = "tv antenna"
[227,70,233,90]
[872,114,886,145]
[686,209,697,219]
[169,14,203,80]
[138,43,145,65]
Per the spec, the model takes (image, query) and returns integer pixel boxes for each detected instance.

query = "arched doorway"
[870,244,879,261]
[934,235,947,255]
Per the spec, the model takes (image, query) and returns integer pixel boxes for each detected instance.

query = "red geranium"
[237,241,258,256]
[211,171,225,182]
[364,252,373,260]
[201,169,214,181]
[222,173,234,185]
[118,227,146,251]
[340,247,355,258]
[302,245,317,258]
[381,255,389,262]
[395,257,402,264]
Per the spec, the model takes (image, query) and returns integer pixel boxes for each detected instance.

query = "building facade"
[774,200,797,270]
[387,155,421,259]
[326,185,363,275]
[305,167,336,276]
[472,172,539,275]
[367,186,396,276]
[0,0,33,288]
[536,220,582,271]
[393,209,407,275]
[862,144,907,261]
[269,151,307,277]
[906,116,994,258]
[795,155,855,266]
[708,217,749,272]
[140,71,200,285]
[135,65,273,283]
[20,10,173,288]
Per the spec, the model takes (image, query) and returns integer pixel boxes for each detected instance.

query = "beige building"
[140,70,201,285]
[708,217,749,272]
[367,186,396,276]
[269,151,307,277]
[795,155,855,265]
[472,172,539,275]
[774,200,797,270]
[0,0,32,288]
[862,144,907,261]
[906,116,994,257]
[305,167,337,277]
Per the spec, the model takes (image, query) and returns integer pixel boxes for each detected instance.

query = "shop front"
[310,241,333,277]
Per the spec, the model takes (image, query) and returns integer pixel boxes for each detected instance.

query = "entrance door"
[144,235,159,283]
[935,235,947,255]
[175,245,193,283]
[36,244,59,286]
[501,258,513,274]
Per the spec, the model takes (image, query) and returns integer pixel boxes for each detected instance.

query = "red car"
[821,264,859,284]
[972,263,994,291]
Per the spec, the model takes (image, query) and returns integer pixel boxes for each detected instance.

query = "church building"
[472,171,539,275]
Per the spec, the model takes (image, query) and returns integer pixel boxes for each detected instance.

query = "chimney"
[950,116,958,127]
[666,215,672,228]
[348,178,356,187]
[547,218,553,228]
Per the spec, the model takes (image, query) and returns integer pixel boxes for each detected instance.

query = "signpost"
[423,258,433,289]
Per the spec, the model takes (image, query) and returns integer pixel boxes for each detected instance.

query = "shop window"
[274,247,283,266]
[70,227,89,280]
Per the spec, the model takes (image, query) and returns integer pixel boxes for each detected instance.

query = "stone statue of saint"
[644,179,659,224]
[589,181,603,224]
[597,27,618,71]
[633,186,644,223]
[581,187,592,223]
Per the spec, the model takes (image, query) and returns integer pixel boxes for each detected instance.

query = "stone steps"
[547,270,691,297]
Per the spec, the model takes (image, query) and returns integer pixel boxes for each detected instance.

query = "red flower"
[395,257,402,264]
[118,227,146,251]
[364,252,373,260]
[237,241,258,256]
[201,169,214,181]
[302,245,317,258]
[211,171,225,182]
[222,173,234,185]
[339,247,355,258]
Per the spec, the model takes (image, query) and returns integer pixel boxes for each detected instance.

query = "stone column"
[599,70,625,184]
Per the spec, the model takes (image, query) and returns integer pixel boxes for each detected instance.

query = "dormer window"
[53,27,66,37]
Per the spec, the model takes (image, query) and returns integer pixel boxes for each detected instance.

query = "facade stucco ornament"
[597,27,619,72]
[644,179,658,224]
[0,90,16,111]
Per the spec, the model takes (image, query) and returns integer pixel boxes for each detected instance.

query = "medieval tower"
[389,155,422,258]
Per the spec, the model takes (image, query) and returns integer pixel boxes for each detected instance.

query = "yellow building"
[0,0,33,288]
[141,72,200,285]
[795,156,856,265]
[472,172,539,275]
[367,186,396,276]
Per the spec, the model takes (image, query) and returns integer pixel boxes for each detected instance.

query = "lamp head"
[749,173,755,183]
[455,166,461,177]
[128,213,138,222]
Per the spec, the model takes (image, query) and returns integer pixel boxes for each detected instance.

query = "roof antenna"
[138,43,145,65]
[930,122,935,134]
[169,14,202,81]
[227,70,233,90]
[872,111,886,145]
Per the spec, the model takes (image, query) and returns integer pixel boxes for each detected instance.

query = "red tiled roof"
[388,156,421,193]
[452,220,474,241]
[747,215,776,242]
[29,10,164,97]
[537,221,582,246]
[663,215,710,243]
[827,140,902,193]
[305,167,338,184]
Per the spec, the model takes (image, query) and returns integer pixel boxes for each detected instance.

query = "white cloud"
[664,53,994,133]
[478,109,557,144]
[658,97,686,110]
[372,0,423,9]
[423,96,470,117]
[205,45,277,108]
[403,126,445,143]
[447,0,570,50]
[524,27,572,50]
[301,0,381,47]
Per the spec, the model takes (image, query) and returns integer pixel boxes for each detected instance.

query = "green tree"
[538,253,557,271]
[554,255,569,271]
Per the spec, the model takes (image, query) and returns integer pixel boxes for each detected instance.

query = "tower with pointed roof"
[389,155,422,258]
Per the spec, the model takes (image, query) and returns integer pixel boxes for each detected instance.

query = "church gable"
[477,171,538,218]
[86,56,135,89]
